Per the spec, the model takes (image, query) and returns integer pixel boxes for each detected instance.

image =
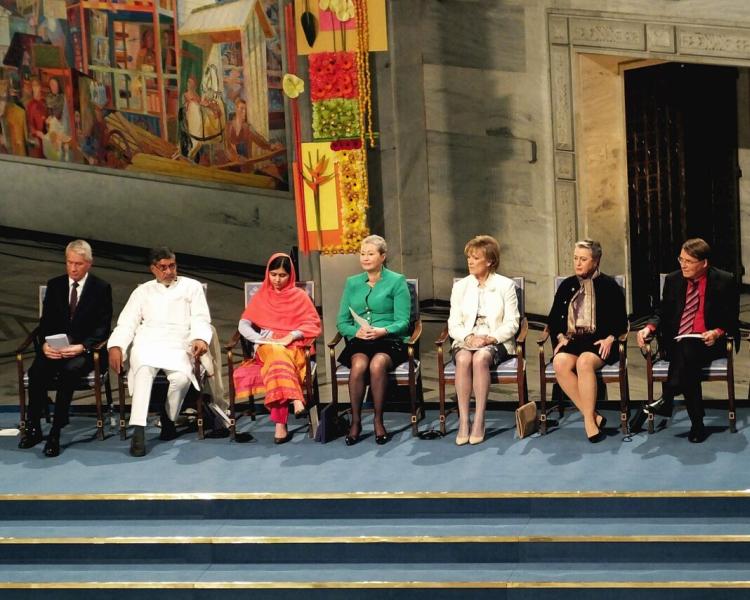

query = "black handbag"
[314,403,348,443]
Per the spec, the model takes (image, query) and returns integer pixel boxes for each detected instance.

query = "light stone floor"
[2,233,750,420]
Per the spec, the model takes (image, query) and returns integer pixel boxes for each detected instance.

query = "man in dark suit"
[19,240,113,457]
[636,238,739,443]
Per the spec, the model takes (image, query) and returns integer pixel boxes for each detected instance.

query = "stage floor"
[2,407,749,496]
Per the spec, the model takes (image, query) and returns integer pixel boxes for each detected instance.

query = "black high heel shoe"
[595,412,607,430]
[587,424,605,444]
[374,423,389,445]
[345,423,361,446]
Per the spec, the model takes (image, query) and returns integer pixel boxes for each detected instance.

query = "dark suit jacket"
[37,273,113,355]
[547,273,628,344]
[648,267,740,358]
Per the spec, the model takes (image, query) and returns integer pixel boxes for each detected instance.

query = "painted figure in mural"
[448,236,519,446]
[135,28,157,70]
[233,253,321,444]
[45,77,70,136]
[0,80,28,156]
[225,98,279,171]
[43,76,72,161]
[108,247,212,457]
[636,238,740,443]
[547,240,627,443]
[336,235,412,447]
[18,240,113,458]
[180,72,225,162]
[26,78,48,158]
[161,29,176,73]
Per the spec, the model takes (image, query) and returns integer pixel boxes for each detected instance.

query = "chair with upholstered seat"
[225,281,320,441]
[536,275,630,435]
[16,285,113,440]
[642,273,737,434]
[327,279,424,437]
[434,277,529,435]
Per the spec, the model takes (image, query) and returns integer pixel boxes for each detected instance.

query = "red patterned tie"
[69,282,79,319]
[677,280,699,336]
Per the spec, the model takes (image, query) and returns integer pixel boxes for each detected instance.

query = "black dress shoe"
[18,423,43,449]
[375,433,389,445]
[130,426,146,457]
[595,412,607,430]
[643,397,673,418]
[273,433,292,445]
[159,418,178,441]
[43,433,60,458]
[345,423,361,446]
[688,424,707,443]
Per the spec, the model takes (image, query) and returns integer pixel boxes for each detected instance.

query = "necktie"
[678,280,699,336]
[69,282,79,319]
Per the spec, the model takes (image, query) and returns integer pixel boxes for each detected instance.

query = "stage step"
[3,494,750,596]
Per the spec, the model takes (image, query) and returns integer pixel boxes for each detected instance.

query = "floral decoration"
[309,52,358,100]
[282,73,305,99]
[312,98,360,139]
[330,138,362,151]
[321,148,369,254]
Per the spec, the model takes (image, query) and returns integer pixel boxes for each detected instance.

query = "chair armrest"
[516,318,529,344]
[327,331,343,349]
[407,319,423,345]
[434,324,450,347]
[15,326,40,355]
[536,327,550,347]
[224,330,242,352]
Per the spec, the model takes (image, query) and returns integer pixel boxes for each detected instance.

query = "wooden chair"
[434,277,529,435]
[537,275,630,435]
[16,285,113,440]
[114,283,211,440]
[327,279,424,437]
[642,273,737,434]
[225,281,320,441]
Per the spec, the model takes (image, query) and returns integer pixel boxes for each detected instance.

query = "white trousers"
[129,366,191,427]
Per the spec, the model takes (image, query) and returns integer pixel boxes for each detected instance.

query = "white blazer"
[448,273,520,355]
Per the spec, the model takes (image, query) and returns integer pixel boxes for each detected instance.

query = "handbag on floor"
[515,400,538,439]
[314,403,348,443]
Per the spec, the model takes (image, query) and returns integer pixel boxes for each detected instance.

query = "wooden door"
[625,62,741,316]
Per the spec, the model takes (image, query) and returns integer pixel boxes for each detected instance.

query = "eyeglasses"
[153,263,177,272]
[677,256,700,265]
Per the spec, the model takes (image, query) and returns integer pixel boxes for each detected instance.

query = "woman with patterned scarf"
[547,240,627,443]
[233,253,321,444]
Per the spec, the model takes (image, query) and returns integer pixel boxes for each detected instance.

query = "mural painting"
[0,0,288,190]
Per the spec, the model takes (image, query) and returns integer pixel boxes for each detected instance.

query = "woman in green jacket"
[336,235,411,446]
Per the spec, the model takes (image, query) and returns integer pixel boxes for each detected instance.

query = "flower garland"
[324,147,369,254]
[312,98,360,140]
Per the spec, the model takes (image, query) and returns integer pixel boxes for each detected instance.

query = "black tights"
[348,352,392,436]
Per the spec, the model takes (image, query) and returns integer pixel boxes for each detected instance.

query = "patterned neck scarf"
[566,270,599,335]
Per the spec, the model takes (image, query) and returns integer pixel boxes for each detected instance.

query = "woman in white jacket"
[448,236,519,445]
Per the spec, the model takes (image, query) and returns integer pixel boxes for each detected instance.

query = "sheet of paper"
[45,334,70,349]
[674,333,704,341]
[254,338,285,345]
[349,307,370,329]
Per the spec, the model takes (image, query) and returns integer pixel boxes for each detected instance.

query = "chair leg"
[117,376,127,440]
[619,374,629,436]
[539,377,548,436]
[728,377,737,434]
[196,392,205,440]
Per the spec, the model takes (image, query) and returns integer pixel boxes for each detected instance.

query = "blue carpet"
[1,408,748,494]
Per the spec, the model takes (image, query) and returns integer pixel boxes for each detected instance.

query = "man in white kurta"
[108,247,211,456]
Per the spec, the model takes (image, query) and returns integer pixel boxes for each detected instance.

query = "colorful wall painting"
[0,0,289,190]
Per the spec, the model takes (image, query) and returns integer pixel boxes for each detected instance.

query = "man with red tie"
[19,240,113,457]
[636,238,739,443]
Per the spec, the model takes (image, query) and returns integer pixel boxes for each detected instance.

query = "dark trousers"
[664,338,724,426]
[27,353,94,428]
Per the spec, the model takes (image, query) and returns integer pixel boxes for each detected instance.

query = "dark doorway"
[625,62,741,317]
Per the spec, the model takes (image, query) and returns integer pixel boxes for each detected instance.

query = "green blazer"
[336,268,411,342]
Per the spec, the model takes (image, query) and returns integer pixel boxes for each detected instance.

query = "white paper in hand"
[349,307,370,329]
[45,334,71,349]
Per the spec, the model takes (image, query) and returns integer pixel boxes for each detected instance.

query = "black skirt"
[555,333,620,366]
[338,337,408,368]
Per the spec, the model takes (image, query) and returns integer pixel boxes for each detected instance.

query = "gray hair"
[361,235,387,255]
[575,239,602,261]
[149,246,176,264]
[65,239,93,262]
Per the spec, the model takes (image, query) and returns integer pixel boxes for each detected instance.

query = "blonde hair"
[464,235,500,273]
[574,239,602,261]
